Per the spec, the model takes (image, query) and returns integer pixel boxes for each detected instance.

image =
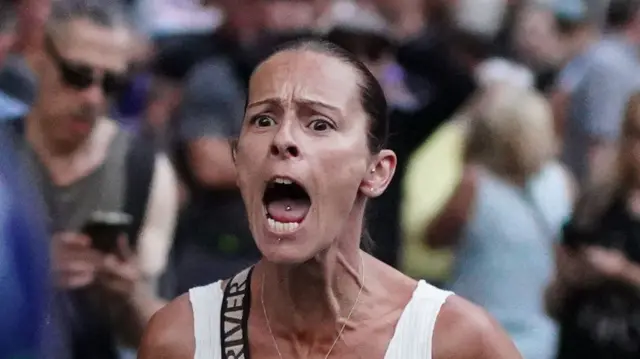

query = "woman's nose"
[270,141,300,159]
[270,122,300,159]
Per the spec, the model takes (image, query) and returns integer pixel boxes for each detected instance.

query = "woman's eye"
[253,115,276,127]
[309,119,333,132]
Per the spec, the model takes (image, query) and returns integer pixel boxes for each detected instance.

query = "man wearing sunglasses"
[1,0,179,358]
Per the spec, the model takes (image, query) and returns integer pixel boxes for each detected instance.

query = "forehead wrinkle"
[248,50,365,125]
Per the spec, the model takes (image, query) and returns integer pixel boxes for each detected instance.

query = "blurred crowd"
[3,0,640,358]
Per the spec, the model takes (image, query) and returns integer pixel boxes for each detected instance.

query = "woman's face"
[235,50,394,263]
[513,8,563,68]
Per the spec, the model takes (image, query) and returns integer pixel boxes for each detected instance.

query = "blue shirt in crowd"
[0,121,50,359]
[449,163,572,359]
[562,34,640,183]
[0,90,28,121]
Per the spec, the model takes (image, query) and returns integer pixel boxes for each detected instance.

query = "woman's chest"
[245,309,407,359]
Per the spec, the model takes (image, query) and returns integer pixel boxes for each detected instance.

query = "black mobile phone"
[561,220,592,250]
[81,211,132,254]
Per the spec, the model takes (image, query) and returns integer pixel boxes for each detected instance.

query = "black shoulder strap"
[124,133,156,248]
[220,267,254,359]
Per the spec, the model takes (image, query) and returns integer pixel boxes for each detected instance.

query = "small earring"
[370,187,375,193]
[370,168,376,174]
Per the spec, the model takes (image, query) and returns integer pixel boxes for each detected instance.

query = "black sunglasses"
[44,37,128,95]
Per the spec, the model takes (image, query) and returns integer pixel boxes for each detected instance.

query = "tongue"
[267,198,310,223]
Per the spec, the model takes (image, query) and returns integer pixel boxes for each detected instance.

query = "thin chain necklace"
[260,254,365,359]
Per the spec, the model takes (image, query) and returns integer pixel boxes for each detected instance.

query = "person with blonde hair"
[464,84,559,180]
[547,91,640,359]
[424,84,574,359]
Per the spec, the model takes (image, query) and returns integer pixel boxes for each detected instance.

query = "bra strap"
[220,267,254,359]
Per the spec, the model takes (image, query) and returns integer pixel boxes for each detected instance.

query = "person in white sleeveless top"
[139,39,521,359]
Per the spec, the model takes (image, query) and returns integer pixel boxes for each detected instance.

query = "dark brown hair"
[573,91,640,230]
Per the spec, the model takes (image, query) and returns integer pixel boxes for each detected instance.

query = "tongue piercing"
[285,205,292,211]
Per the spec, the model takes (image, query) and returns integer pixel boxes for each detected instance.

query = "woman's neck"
[25,114,116,185]
[259,237,366,338]
[485,164,529,188]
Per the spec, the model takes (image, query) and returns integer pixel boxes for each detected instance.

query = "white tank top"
[189,279,453,359]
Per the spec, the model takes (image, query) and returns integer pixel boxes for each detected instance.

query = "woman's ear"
[229,138,238,163]
[360,149,397,198]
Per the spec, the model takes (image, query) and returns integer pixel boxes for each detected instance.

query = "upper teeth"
[274,178,293,185]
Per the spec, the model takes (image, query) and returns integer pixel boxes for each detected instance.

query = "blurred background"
[4,0,640,358]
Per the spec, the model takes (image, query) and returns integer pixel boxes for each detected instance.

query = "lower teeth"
[268,218,300,233]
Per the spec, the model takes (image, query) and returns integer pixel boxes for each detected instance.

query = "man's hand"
[97,236,165,347]
[97,236,141,300]
[52,232,101,289]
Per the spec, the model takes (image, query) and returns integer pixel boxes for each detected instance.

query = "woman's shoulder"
[530,161,577,204]
[138,293,195,359]
[371,259,521,358]
[431,296,523,359]
[533,161,571,185]
[138,270,251,359]
[138,279,228,359]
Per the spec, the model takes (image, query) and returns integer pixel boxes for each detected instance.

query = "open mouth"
[263,177,311,233]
